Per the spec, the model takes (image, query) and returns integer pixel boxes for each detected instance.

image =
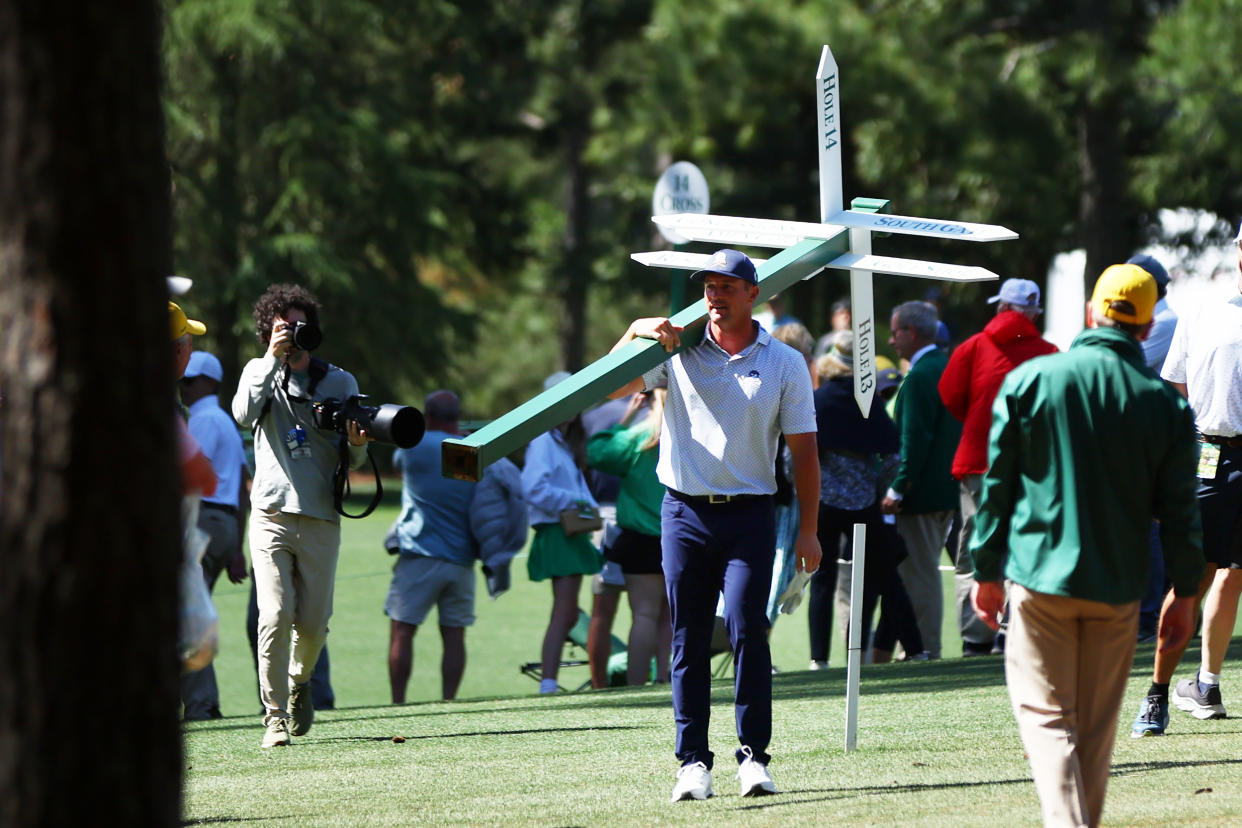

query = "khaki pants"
[250,508,340,716]
[955,475,997,649]
[1006,584,1138,828]
[895,510,953,658]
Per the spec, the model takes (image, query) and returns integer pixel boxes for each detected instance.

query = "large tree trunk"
[557,112,591,373]
[1077,92,1127,295]
[209,50,243,385]
[0,2,182,825]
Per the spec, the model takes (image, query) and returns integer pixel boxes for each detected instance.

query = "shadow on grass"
[184,699,563,733]
[183,817,289,825]
[314,724,642,744]
[542,658,1011,715]
[733,774,1034,811]
[730,757,1242,812]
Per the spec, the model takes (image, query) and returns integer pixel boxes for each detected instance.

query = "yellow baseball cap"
[170,301,207,340]
[1091,264,1156,326]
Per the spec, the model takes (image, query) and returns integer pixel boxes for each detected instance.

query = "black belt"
[1201,435,1242,449]
[669,489,767,505]
[201,501,238,515]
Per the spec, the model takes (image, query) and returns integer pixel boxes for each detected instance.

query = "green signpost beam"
[440,236,848,482]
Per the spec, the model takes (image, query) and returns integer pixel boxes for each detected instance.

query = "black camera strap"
[331,440,384,519]
[254,356,331,427]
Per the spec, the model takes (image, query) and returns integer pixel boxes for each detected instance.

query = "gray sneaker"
[261,715,291,748]
[289,682,314,736]
[1172,677,1227,720]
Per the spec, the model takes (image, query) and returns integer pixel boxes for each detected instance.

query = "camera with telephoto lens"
[290,320,323,351]
[311,395,424,449]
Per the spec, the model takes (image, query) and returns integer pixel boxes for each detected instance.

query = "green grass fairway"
[206,491,965,712]
[184,646,1242,827]
[187,491,1242,825]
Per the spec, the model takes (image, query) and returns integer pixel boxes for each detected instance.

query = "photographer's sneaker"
[1130,694,1170,737]
[669,762,713,802]
[261,715,291,748]
[737,747,778,797]
[1173,677,1227,720]
[289,682,314,736]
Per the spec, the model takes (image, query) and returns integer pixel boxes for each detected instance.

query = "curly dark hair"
[252,283,321,345]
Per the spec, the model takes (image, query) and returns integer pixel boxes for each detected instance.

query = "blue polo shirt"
[642,323,816,496]
[392,431,477,566]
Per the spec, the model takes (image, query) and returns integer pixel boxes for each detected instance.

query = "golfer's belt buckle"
[707,493,732,504]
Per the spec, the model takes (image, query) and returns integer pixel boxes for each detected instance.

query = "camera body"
[311,395,424,449]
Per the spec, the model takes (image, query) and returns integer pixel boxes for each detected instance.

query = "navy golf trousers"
[662,490,775,770]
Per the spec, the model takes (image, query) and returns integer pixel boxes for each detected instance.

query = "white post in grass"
[845,522,866,753]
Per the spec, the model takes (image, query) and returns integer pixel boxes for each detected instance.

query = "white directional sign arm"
[654,211,1017,246]
[825,252,1001,282]
[630,251,768,270]
[827,209,1018,242]
[817,45,843,222]
[849,227,876,417]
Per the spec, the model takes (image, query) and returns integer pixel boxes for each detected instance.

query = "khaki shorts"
[384,555,476,627]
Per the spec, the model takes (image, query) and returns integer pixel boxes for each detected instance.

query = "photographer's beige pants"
[250,508,340,717]
[1005,584,1137,828]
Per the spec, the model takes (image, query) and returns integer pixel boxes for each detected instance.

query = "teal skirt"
[527,523,602,582]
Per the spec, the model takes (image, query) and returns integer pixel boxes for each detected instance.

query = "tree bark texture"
[0,2,182,825]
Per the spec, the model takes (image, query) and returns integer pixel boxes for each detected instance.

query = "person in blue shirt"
[386,390,478,702]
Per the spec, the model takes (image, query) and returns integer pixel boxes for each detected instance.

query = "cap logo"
[712,251,729,268]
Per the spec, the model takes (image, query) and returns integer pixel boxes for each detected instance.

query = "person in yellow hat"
[171,301,207,380]
[971,263,1204,828]
[169,302,215,496]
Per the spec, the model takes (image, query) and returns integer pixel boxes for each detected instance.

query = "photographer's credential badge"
[286,424,311,459]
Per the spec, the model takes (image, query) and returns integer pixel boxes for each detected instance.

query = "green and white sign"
[651,161,709,245]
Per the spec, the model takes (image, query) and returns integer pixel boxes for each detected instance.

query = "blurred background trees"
[163,0,1242,421]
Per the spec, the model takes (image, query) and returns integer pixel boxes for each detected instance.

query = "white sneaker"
[737,747,777,796]
[261,715,291,748]
[670,762,713,802]
[808,660,827,671]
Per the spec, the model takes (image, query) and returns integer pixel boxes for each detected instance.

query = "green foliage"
[164,0,543,405]
[1134,0,1242,222]
[162,0,1234,417]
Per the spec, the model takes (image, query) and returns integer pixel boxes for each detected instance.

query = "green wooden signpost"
[442,43,1016,484]
[440,235,848,481]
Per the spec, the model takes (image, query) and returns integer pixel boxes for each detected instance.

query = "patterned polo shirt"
[642,322,816,496]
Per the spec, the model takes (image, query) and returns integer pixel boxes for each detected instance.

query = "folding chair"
[521,609,629,691]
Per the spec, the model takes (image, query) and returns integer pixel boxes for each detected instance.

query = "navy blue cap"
[1126,253,1169,289]
[690,249,757,285]
[877,367,902,395]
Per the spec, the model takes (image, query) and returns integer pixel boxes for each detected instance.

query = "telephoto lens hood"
[291,320,323,351]
[369,404,424,449]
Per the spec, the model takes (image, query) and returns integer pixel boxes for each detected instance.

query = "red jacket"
[938,310,1058,478]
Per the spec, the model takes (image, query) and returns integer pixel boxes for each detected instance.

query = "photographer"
[232,283,369,749]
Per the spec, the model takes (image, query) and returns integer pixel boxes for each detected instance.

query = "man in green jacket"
[971,263,1204,828]
[882,300,961,659]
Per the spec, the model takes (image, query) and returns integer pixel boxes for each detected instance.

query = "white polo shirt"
[1161,294,1242,437]
[642,323,816,496]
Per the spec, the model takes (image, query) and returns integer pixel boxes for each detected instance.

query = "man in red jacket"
[938,279,1057,655]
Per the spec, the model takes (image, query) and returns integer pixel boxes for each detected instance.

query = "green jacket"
[892,348,961,512]
[586,422,664,537]
[971,327,1204,603]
